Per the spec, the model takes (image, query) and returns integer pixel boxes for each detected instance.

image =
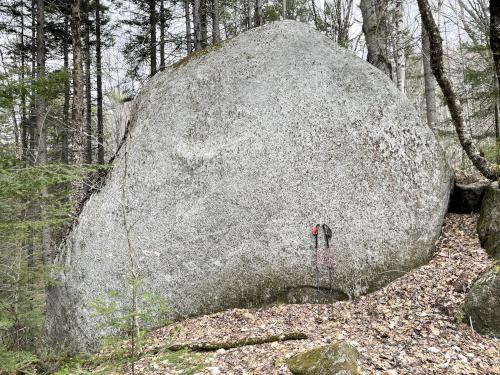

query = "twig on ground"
[165,332,308,352]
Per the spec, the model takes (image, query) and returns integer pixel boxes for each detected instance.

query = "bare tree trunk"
[160,0,166,69]
[417,0,499,180]
[254,0,263,27]
[212,0,221,43]
[422,24,437,130]
[491,0,500,92]
[11,110,19,155]
[394,0,405,92]
[71,0,85,167]
[36,0,52,264]
[491,0,500,165]
[185,0,192,53]
[36,0,46,163]
[149,0,157,76]
[20,0,29,162]
[246,0,251,29]
[282,0,286,20]
[62,14,70,164]
[360,0,392,76]
[96,0,104,164]
[84,6,92,165]
[29,0,37,164]
[495,101,500,164]
[193,0,202,51]
[339,0,354,47]
[200,0,208,48]
[310,0,318,29]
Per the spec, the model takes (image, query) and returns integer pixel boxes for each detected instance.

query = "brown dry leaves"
[133,214,500,374]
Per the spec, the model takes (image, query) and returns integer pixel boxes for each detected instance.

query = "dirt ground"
[127,214,499,375]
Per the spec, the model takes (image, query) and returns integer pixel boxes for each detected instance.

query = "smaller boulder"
[477,182,500,259]
[449,181,490,213]
[287,341,360,375]
[463,264,500,338]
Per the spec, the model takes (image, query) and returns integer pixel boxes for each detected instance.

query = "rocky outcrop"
[287,342,361,375]
[477,182,500,259]
[46,20,452,352]
[448,181,490,214]
[463,264,500,338]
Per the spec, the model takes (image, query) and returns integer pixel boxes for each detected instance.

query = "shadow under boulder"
[448,181,490,214]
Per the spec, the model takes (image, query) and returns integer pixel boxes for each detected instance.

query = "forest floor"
[93,213,499,375]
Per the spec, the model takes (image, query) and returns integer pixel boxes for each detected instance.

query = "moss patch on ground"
[286,341,361,375]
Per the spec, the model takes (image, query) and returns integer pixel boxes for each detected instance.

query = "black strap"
[322,224,332,248]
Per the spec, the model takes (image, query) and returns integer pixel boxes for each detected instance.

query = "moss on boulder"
[463,264,500,338]
[286,341,361,375]
[477,182,500,259]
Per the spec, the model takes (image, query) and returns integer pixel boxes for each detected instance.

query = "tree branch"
[165,332,308,352]
[417,0,499,181]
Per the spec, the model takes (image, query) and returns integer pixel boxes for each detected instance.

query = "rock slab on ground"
[477,182,500,259]
[448,181,490,214]
[287,342,360,375]
[46,20,452,352]
[463,264,500,338]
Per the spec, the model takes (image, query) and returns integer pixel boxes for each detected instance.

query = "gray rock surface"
[463,264,500,338]
[287,342,361,375]
[46,20,452,352]
[477,182,500,259]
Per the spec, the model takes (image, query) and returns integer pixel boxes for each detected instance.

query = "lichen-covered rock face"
[477,182,500,259]
[46,20,452,352]
[287,342,361,375]
[463,265,500,338]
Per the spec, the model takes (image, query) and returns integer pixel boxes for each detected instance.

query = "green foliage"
[0,149,101,235]
[264,0,312,22]
[33,70,70,101]
[83,278,170,373]
[263,5,281,22]
[154,349,205,375]
[461,42,497,122]
[0,145,103,369]
[455,1,498,129]
[0,67,69,116]
[52,344,205,375]
[52,286,172,374]
[0,344,38,373]
[89,283,170,341]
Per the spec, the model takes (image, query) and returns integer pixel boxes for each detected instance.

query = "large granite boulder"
[463,264,500,338]
[477,182,500,259]
[47,20,452,352]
